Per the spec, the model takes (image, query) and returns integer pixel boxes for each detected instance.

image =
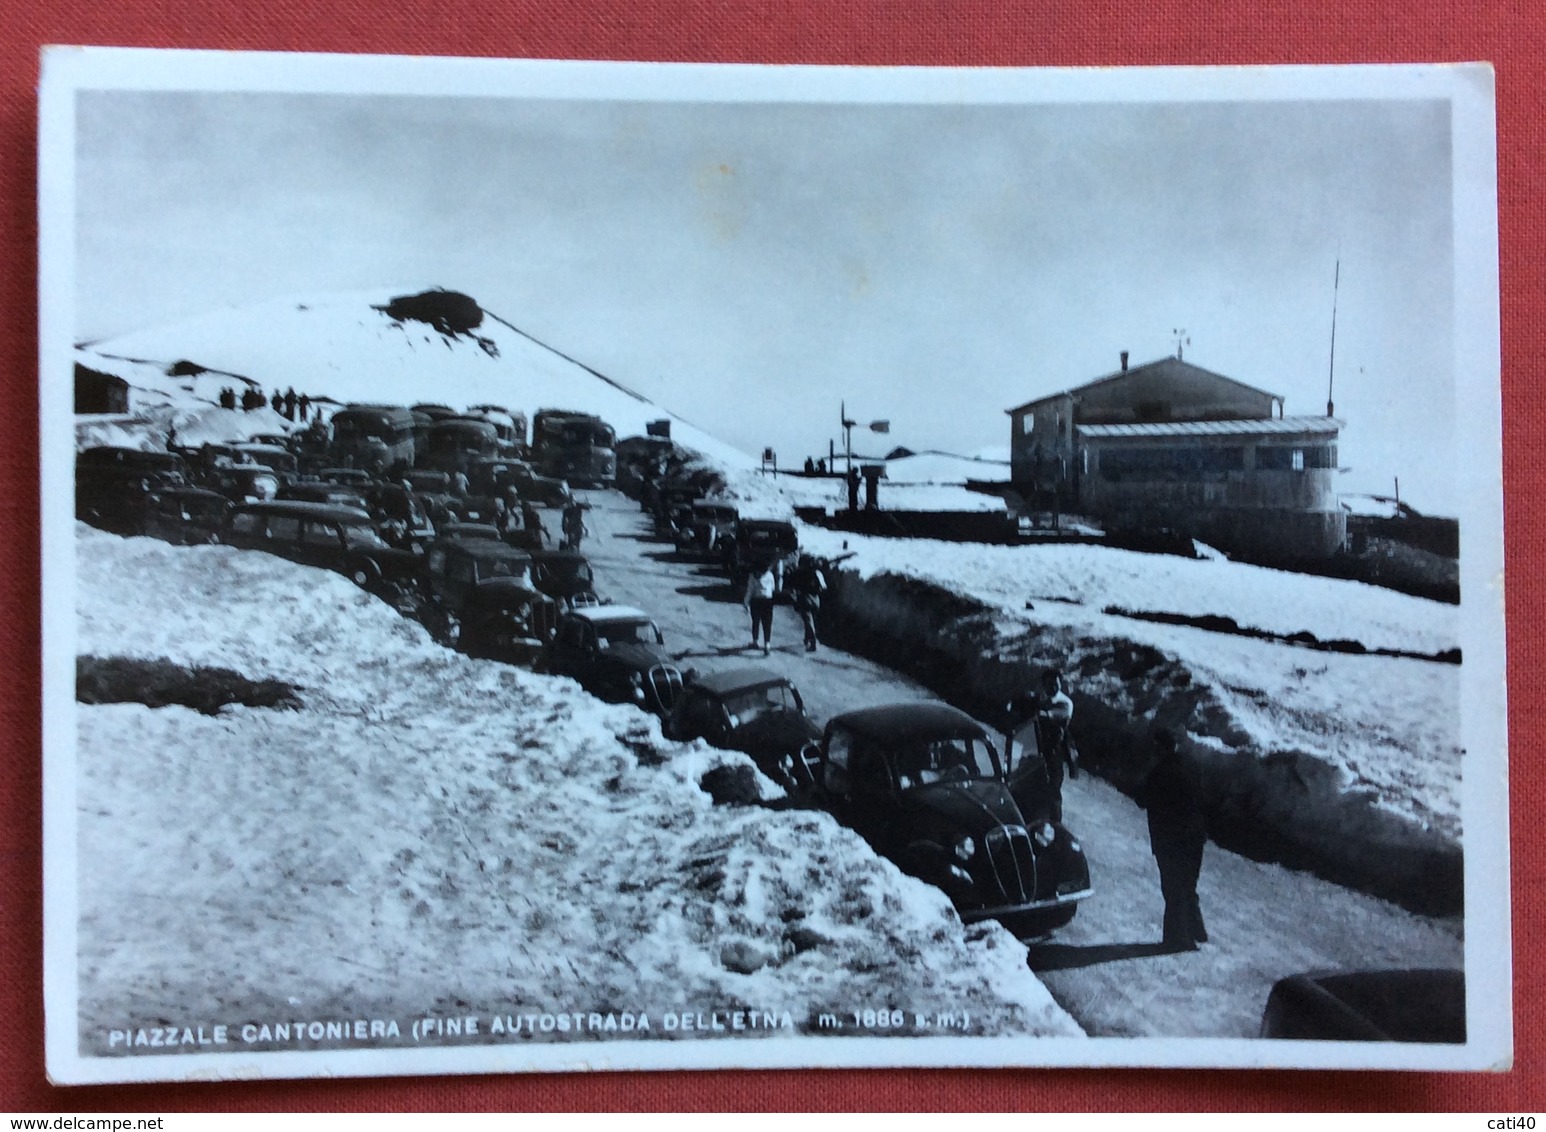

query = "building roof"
[1006,356,1283,415]
[1076,415,1343,439]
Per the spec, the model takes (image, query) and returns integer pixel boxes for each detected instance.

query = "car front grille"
[646,664,684,715]
[982,825,1037,905]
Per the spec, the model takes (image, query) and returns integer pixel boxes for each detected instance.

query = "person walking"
[1133,728,1209,951]
[742,556,782,654]
[787,554,827,652]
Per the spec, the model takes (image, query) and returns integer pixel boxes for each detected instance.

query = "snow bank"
[813,561,1461,913]
[73,525,1080,1053]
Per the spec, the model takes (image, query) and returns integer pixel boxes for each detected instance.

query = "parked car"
[232,443,299,483]
[246,432,296,451]
[675,502,739,558]
[139,486,230,546]
[530,549,600,609]
[1260,969,1466,1043]
[722,518,799,581]
[422,538,557,664]
[466,457,571,508]
[317,467,376,490]
[403,469,460,528]
[278,481,371,510]
[203,462,282,504]
[664,667,821,786]
[793,702,1092,938]
[221,500,424,600]
[539,605,685,717]
[76,446,188,534]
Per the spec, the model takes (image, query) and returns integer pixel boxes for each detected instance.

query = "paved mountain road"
[569,489,1464,1039]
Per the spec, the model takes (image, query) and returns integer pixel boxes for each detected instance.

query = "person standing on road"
[1133,728,1209,951]
[787,554,827,652]
[1007,668,1077,821]
[743,555,782,654]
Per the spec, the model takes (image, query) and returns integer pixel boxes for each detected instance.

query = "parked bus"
[532,409,617,488]
[467,404,529,453]
[423,416,501,475]
[329,404,417,474]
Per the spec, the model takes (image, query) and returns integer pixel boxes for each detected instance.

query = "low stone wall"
[818,568,1462,917]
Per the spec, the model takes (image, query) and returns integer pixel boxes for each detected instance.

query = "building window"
[1021,412,1034,436]
[1258,444,1334,471]
[1098,444,1244,480]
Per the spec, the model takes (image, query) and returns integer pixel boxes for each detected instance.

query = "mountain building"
[1006,353,1346,559]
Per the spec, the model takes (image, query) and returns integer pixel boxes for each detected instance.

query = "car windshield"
[722,683,799,724]
[595,619,657,647]
[893,736,1000,789]
[341,523,389,551]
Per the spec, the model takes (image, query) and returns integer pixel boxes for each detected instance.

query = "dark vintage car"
[222,500,424,600]
[246,432,297,451]
[466,457,572,509]
[403,469,461,528]
[530,549,600,609]
[278,481,371,510]
[1260,969,1466,1043]
[722,518,799,580]
[232,443,299,483]
[795,702,1092,938]
[422,539,557,664]
[676,502,739,558]
[76,446,189,534]
[317,467,377,490]
[664,667,821,785]
[539,605,685,717]
[203,462,282,503]
[140,486,230,545]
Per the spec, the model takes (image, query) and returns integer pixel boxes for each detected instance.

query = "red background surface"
[3,0,1540,1113]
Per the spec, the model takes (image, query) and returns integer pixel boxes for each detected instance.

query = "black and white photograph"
[39,50,1507,1082]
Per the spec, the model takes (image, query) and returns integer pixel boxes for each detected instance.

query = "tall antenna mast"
[1327,256,1341,417]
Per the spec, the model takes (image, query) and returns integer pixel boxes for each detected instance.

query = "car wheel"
[350,559,382,588]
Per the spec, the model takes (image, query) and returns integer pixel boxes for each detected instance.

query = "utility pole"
[1327,256,1341,418]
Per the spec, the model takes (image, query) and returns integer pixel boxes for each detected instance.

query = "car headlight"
[1033,822,1056,849]
[953,836,975,863]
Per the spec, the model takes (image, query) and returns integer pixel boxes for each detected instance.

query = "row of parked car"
[552,450,1095,940]
[78,438,1093,940]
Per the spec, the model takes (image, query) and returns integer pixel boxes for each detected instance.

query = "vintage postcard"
[39,49,1507,1082]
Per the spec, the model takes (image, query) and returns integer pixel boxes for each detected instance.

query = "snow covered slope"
[79,287,755,468]
[72,525,1080,1054]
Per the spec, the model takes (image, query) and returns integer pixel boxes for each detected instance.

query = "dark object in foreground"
[792,701,1092,938]
[664,667,821,788]
[1260,969,1466,1043]
[77,655,303,715]
[539,605,686,717]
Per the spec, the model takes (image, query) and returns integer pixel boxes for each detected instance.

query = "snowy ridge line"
[72,525,1083,1049]
[1099,605,1463,665]
[482,309,650,404]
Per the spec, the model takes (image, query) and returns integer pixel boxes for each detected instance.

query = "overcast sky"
[75,84,1458,512]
